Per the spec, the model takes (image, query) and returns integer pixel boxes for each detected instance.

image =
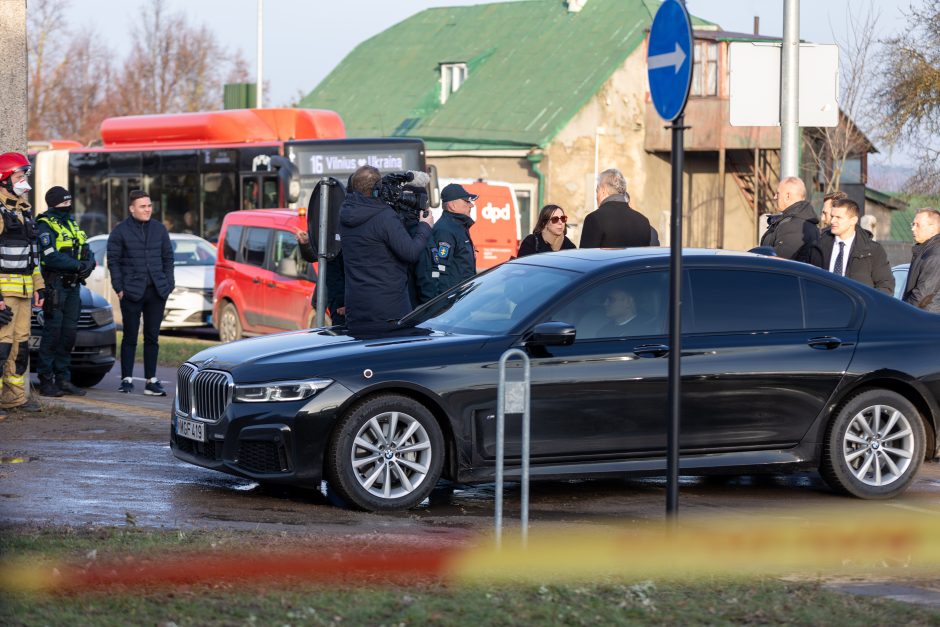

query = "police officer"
[36,186,95,397]
[0,152,45,416]
[417,183,477,304]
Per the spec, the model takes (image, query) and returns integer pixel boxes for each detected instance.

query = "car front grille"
[237,441,290,474]
[176,363,233,422]
[30,310,98,329]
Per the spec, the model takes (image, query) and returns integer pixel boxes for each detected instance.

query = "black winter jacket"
[107,217,174,301]
[903,233,940,313]
[517,232,576,257]
[339,191,431,327]
[760,200,819,261]
[807,226,894,294]
[416,211,476,304]
[579,196,653,248]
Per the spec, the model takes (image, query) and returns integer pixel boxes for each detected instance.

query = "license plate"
[177,417,206,442]
[28,336,40,349]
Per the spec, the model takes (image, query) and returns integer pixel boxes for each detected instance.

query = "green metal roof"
[301,0,713,151]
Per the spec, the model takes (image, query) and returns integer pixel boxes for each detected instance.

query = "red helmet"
[0,152,31,182]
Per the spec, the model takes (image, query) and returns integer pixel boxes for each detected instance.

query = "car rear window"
[241,227,269,267]
[802,279,855,328]
[689,269,803,333]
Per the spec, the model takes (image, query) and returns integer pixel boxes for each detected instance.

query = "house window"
[440,63,468,104]
[690,41,718,97]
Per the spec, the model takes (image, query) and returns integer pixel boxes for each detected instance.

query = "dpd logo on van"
[480,202,511,224]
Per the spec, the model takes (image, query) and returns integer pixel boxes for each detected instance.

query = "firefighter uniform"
[36,187,92,396]
[0,188,45,410]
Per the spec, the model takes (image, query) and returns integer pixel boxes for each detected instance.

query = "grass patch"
[116,332,217,369]
[3,527,940,626]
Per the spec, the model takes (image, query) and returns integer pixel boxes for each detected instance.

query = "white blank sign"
[729,42,839,127]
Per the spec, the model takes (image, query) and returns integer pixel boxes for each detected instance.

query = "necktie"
[833,241,845,276]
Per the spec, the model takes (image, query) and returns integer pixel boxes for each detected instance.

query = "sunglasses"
[549,215,568,224]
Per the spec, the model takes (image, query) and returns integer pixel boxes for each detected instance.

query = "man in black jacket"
[903,208,940,313]
[339,166,433,334]
[580,168,654,248]
[760,177,818,260]
[416,183,477,304]
[107,190,174,395]
[808,198,894,294]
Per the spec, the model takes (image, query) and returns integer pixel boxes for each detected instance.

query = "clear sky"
[61,0,921,167]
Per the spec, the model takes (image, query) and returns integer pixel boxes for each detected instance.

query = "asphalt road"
[2,385,939,536]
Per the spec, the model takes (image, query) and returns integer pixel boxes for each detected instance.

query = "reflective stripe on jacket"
[0,190,43,297]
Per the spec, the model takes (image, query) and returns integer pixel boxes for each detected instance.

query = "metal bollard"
[495,348,531,549]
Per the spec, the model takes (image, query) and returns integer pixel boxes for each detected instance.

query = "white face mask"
[12,179,31,197]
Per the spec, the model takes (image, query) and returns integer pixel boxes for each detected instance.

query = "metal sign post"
[495,348,531,549]
[647,0,693,520]
[314,177,330,327]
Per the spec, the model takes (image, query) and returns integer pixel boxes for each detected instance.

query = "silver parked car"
[86,233,216,329]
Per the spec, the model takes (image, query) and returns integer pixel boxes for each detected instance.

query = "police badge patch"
[437,242,451,260]
[39,232,52,248]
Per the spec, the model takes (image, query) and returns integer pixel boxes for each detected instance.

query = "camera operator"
[339,165,433,333]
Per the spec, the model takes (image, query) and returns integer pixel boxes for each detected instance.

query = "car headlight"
[233,378,333,403]
[90,307,113,326]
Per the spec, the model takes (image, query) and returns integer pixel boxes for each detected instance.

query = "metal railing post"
[495,348,531,549]
[314,177,330,327]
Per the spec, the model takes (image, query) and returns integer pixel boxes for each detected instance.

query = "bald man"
[759,177,819,261]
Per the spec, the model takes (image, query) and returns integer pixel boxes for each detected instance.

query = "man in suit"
[579,168,654,248]
[597,287,659,338]
[808,197,894,294]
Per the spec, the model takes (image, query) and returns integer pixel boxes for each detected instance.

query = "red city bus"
[30,108,429,242]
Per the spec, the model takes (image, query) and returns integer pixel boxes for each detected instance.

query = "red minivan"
[213,209,318,342]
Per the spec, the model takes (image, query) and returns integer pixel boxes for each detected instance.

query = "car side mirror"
[526,321,576,346]
[277,258,298,277]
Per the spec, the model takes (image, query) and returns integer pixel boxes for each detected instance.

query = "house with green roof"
[301,0,880,251]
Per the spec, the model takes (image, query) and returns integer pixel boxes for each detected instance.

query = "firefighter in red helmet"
[0,152,46,418]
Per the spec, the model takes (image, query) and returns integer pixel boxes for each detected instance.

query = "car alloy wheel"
[842,404,916,487]
[218,302,242,343]
[327,394,444,511]
[821,389,926,499]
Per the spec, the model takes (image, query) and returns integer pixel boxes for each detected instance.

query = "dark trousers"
[37,280,82,381]
[119,284,165,379]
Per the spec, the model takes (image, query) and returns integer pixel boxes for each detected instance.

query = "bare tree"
[875,0,940,194]
[803,4,880,195]
[27,0,70,139]
[111,0,249,116]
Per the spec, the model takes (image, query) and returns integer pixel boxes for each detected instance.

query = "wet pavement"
[1,383,940,537]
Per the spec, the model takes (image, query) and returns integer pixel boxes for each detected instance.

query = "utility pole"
[780,0,800,177]
[256,0,264,109]
[0,0,28,152]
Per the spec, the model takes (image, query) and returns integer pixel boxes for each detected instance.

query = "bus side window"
[262,178,278,208]
[242,179,259,210]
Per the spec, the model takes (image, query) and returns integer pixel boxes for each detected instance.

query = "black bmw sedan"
[171,249,940,511]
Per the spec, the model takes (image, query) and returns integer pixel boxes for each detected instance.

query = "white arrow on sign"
[648,42,687,74]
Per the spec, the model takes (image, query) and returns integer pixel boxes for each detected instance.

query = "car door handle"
[633,344,669,358]
[252,278,262,284]
[265,281,277,288]
[808,336,842,350]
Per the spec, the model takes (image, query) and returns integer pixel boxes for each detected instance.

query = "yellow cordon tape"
[2,507,940,593]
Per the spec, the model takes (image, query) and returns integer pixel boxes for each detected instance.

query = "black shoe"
[58,380,86,396]
[119,378,134,394]
[144,379,166,396]
[39,380,65,397]
[12,399,42,412]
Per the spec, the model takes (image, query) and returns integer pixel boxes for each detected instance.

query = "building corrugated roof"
[301,0,713,151]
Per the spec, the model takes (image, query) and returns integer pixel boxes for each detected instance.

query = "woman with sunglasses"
[517,204,577,257]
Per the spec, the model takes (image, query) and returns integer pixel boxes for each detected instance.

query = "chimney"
[567,0,587,13]
[753,16,760,35]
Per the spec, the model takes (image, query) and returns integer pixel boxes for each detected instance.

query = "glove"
[0,307,12,327]
[78,259,95,279]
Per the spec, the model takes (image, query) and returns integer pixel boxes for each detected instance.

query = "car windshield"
[402,263,580,335]
[171,239,217,266]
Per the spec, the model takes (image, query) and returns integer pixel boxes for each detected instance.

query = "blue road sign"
[647,0,694,122]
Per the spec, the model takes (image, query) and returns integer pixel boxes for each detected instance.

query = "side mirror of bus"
[277,258,299,278]
[428,165,441,209]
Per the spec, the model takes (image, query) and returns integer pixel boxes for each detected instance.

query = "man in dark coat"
[760,176,819,260]
[107,190,174,395]
[580,168,654,248]
[903,208,940,313]
[340,166,433,333]
[416,183,477,304]
[807,197,894,294]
